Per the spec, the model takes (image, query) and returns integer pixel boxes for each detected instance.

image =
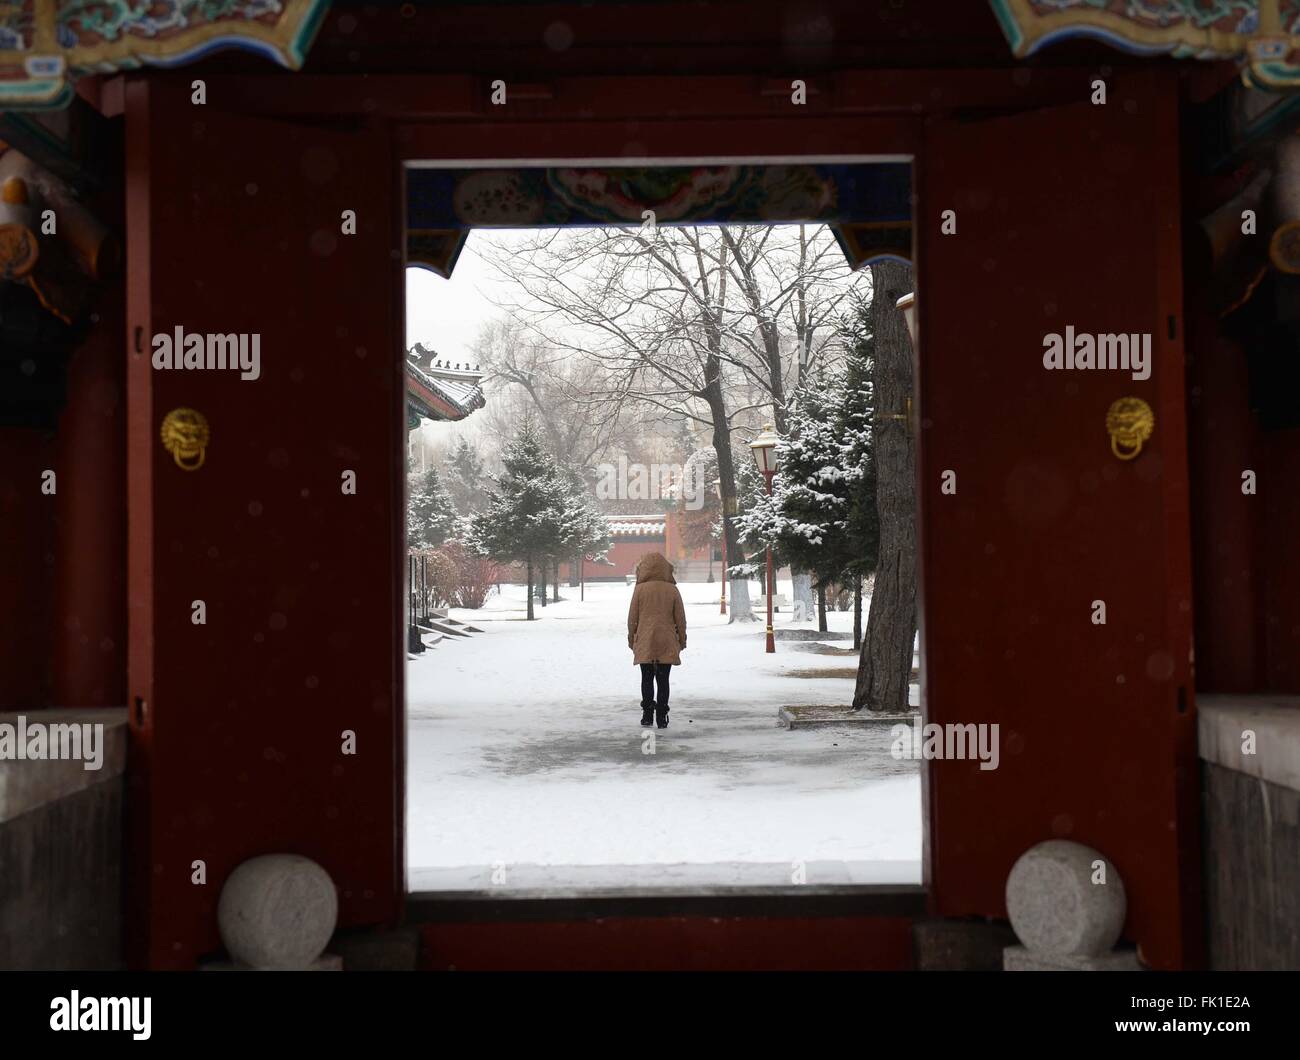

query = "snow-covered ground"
[406,577,921,891]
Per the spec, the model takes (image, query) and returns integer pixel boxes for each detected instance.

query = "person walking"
[627,552,687,728]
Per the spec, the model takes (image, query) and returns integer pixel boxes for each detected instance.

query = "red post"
[763,471,775,653]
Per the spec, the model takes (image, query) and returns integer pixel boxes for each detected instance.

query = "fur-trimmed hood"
[635,552,677,585]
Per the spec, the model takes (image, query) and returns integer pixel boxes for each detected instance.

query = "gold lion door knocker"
[1105,397,1154,461]
[160,408,211,470]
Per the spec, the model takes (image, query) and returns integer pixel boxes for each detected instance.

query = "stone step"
[440,617,484,633]
[421,619,471,638]
[778,704,919,730]
[774,628,852,641]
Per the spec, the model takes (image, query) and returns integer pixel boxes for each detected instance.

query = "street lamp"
[749,423,780,654]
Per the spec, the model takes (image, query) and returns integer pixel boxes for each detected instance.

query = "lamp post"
[714,478,727,614]
[749,424,780,654]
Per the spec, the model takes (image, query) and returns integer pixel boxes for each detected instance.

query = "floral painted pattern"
[58,0,284,46]
[1,0,323,107]
[992,0,1300,87]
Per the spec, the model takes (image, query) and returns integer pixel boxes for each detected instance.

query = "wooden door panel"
[126,85,401,968]
[917,78,1199,968]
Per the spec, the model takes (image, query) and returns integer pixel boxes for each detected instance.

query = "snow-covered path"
[406,578,921,891]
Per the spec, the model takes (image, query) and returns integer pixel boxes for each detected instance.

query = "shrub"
[431,541,499,610]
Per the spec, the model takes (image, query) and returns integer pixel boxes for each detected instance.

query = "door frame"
[129,65,1199,967]
[392,137,929,925]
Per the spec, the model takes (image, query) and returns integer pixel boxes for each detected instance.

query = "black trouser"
[640,662,671,711]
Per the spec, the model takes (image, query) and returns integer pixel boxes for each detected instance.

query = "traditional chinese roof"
[406,343,485,424]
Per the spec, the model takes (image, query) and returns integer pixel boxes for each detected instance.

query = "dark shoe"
[640,707,655,727]
[655,707,669,729]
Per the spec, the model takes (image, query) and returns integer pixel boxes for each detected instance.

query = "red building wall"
[0,428,53,709]
[593,538,664,580]
[0,283,126,711]
[1261,430,1300,690]
[53,284,128,707]
[1185,251,1300,694]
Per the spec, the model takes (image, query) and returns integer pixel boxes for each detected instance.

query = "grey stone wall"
[0,708,127,970]
[0,776,124,969]
[1202,761,1300,970]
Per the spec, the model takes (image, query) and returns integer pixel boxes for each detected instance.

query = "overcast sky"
[405,231,531,454]
[405,230,531,363]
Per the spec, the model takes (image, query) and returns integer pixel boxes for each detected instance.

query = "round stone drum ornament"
[159,407,210,470]
[1005,840,1126,957]
[217,854,338,970]
[1105,396,1154,461]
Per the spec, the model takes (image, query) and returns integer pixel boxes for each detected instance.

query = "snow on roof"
[406,345,486,421]
[607,515,665,537]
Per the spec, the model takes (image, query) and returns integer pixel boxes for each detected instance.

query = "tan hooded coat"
[627,552,687,665]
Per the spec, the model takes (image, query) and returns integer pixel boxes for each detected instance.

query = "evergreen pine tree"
[837,304,880,588]
[559,487,611,597]
[446,436,487,515]
[782,371,852,569]
[731,349,879,632]
[466,422,568,620]
[731,451,773,580]
[773,370,856,627]
[407,462,458,549]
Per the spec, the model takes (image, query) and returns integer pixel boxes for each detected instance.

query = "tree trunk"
[854,260,917,712]
[792,569,815,622]
[538,561,548,608]
[702,383,755,623]
[525,558,535,621]
[817,583,827,633]
[569,552,581,587]
[551,558,560,602]
[853,577,863,651]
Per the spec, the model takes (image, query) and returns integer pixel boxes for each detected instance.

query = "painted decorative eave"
[991,0,1300,90]
[0,0,329,109]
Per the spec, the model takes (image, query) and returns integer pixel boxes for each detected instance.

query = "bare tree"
[479,223,859,623]
[473,317,640,471]
[720,223,853,615]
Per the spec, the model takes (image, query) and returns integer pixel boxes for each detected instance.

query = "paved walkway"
[406,580,921,891]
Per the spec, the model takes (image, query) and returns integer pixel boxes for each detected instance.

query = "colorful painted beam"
[991,0,1300,90]
[407,163,913,275]
[0,0,329,108]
